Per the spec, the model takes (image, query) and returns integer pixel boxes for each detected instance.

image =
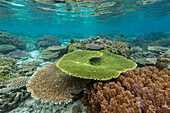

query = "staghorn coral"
[156,49,170,71]
[27,63,91,104]
[5,77,30,89]
[0,31,27,50]
[82,66,170,113]
[57,50,137,80]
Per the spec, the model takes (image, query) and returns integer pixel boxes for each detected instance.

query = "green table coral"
[57,50,137,80]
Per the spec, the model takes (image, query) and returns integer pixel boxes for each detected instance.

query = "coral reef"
[0,87,30,112]
[41,46,67,60]
[82,66,170,113]
[36,35,62,49]
[85,43,104,50]
[0,31,27,50]
[156,49,170,71]
[57,50,137,80]
[9,98,86,113]
[5,77,30,89]
[138,31,169,41]
[27,63,91,104]
[0,45,16,53]
[67,36,130,57]
[3,50,28,59]
[0,57,19,81]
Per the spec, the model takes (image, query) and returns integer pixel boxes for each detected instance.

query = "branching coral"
[0,57,19,81]
[27,63,91,104]
[82,66,170,113]
[0,31,27,50]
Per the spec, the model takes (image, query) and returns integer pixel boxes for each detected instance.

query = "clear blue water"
[0,0,169,36]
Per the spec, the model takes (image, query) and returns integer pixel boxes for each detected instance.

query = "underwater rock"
[156,49,170,71]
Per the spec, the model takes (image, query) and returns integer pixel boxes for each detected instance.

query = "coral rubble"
[82,66,170,113]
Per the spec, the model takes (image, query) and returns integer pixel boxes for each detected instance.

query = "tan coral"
[6,77,30,89]
[27,63,91,104]
[82,66,170,113]
[156,49,170,71]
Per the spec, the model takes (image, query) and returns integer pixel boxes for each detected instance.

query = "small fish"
[129,50,133,52]
[119,34,125,37]
[0,55,2,57]
[155,45,158,47]
[155,41,159,44]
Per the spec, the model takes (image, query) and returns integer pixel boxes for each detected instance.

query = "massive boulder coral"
[27,63,91,104]
[36,35,62,49]
[67,36,130,57]
[82,66,170,113]
[57,50,137,80]
[0,31,27,50]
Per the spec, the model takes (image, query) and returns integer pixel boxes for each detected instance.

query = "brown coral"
[5,77,30,89]
[27,63,91,104]
[156,49,170,71]
[82,66,170,113]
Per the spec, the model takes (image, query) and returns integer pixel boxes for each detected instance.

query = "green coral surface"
[57,50,137,80]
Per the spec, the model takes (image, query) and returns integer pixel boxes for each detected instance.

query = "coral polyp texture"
[5,77,30,89]
[0,31,27,50]
[57,50,137,80]
[82,66,170,113]
[27,63,91,104]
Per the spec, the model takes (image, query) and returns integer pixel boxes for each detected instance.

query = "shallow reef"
[82,66,170,113]
[0,31,27,50]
